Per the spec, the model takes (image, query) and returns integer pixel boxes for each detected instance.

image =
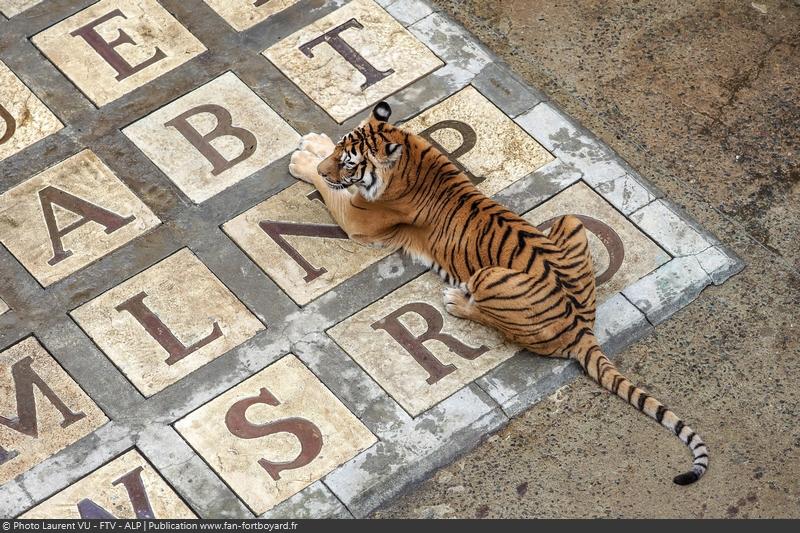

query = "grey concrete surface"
[376,0,800,519]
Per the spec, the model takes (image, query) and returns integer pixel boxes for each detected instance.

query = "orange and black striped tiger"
[289,101,708,485]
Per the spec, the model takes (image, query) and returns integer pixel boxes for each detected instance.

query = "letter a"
[38,186,135,266]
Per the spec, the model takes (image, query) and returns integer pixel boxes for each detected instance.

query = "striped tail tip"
[673,465,705,485]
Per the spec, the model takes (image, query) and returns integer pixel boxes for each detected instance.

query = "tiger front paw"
[443,287,475,320]
[299,132,335,159]
[289,149,321,184]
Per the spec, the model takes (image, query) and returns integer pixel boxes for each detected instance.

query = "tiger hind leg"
[541,214,597,321]
[443,266,575,357]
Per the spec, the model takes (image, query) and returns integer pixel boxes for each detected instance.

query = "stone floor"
[376,0,800,519]
[0,0,753,520]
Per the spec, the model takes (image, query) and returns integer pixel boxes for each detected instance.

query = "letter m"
[0,356,86,464]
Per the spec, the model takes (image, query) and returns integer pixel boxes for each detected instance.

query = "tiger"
[288,101,709,485]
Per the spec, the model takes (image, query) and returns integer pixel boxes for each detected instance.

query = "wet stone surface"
[0,0,741,518]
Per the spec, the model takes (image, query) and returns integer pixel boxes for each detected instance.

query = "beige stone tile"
[0,0,42,17]
[71,249,264,397]
[223,182,390,305]
[203,0,299,32]
[123,72,299,203]
[402,85,554,196]
[522,181,670,303]
[0,337,108,485]
[0,298,8,315]
[328,272,516,417]
[264,0,442,123]
[21,449,196,519]
[175,354,376,514]
[0,61,63,161]
[0,150,161,287]
[32,0,206,107]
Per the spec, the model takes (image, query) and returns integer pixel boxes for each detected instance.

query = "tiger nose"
[317,162,330,179]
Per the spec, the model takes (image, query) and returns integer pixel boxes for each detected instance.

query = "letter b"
[165,104,257,176]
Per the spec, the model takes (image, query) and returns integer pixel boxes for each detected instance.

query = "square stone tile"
[0,0,42,18]
[32,0,206,107]
[521,181,670,303]
[402,85,554,196]
[203,0,299,32]
[328,272,516,417]
[174,354,376,514]
[223,182,390,305]
[0,150,161,287]
[71,248,264,397]
[20,449,196,519]
[123,71,299,203]
[0,61,63,162]
[1,337,108,485]
[264,0,443,123]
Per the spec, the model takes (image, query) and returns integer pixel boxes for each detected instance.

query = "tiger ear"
[385,143,402,163]
[373,101,392,122]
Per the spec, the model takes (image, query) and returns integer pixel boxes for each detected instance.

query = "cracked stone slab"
[174,354,377,515]
[522,181,670,303]
[471,61,545,119]
[0,0,42,18]
[622,255,716,325]
[123,71,300,204]
[0,337,108,485]
[32,0,206,107]
[264,0,443,123]
[516,102,629,185]
[70,248,265,397]
[401,85,554,197]
[384,0,435,27]
[135,425,253,519]
[203,0,300,32]
[260,481,352,519]
[0,60,63,162]
[630,199,712,256]
[20,448,196,519]
[324,383,506,518]
[0,149,161,287]
[595,173,658,215]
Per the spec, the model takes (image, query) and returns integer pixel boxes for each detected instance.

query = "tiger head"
[317,102,405,201]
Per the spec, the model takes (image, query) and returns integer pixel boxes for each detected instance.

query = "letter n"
[76,466,155,519]
[259,221,348,283]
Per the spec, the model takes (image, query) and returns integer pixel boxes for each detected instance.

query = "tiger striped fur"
[288,101,708,485]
